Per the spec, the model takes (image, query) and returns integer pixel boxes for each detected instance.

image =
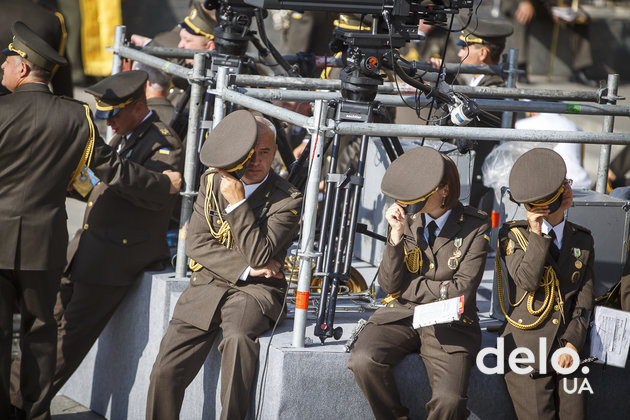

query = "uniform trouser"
[347,318,474,420]
[0,268,61,420]
[146,288,274,420]
[10,275,132,406]
[504,366,586,420]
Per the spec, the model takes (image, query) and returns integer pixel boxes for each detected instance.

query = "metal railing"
[109,25,629,347]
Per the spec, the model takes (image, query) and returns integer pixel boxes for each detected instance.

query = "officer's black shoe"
[570,69,598,88]
[9,405,27,420]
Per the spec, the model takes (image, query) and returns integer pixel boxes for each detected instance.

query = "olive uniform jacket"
[499,220,595,363]
[0,83,172,272]
[0,0,73,97]
[147,97,175,127]
[370,203,491,354]
[65,112,183,286]
[172,170,303,331]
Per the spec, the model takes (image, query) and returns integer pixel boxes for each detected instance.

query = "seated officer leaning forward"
[498,148,594,420]
[348,146,491,420]
[146,111,303,420]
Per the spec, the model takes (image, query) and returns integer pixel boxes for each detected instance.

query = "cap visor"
[95,108,121,120]
[1,48,17,56]
[179,22,197,36]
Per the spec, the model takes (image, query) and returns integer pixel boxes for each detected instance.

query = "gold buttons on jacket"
[554,305,560,311]
[552,318,559,325]
[122,239,128,245]
[83,223,89,230]
[518,319,523,324]
[388,303,395,308]
[87,201,93,207]
[191,276,196,283]
[429,263,435,269]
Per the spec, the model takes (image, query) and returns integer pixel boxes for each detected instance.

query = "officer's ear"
[478,45,490,62]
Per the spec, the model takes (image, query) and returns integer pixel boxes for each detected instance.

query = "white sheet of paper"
[412,295,464,329]
[589,306,630,368]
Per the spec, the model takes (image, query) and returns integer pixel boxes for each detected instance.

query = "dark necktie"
[549,229,560,261]
[427,221,438,247]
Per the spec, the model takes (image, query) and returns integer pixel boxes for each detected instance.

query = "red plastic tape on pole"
[295,291,309,310]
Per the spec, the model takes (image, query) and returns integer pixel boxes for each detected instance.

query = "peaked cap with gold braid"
[509,148,566,209]
[381,146,444,205]
[2,21,67,71]
[180,0,215,39]
[200,110,257,172]
[456,15,513,48]
[84,70,148,120]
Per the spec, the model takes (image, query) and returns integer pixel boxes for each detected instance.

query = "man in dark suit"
[146,110,303,420]
[9,70,184,410]
[0,0,73,96]
[0,22,181,420]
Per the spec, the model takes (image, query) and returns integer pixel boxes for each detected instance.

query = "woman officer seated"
[347,146,491,420]
[498,148,594,419]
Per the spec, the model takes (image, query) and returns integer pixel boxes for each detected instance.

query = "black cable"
[254,102,325,419]
[254,8,299,77]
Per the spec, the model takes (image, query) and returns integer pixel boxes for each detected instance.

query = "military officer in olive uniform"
[449,16,513,213]
[9,70,183,409]
[0,0,73,97]
[0,22,181,420]
[348,147,491,420]
[498,148,594,419]
[146,111,303,420]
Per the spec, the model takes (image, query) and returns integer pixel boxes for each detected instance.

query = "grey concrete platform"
[56,259,630,420]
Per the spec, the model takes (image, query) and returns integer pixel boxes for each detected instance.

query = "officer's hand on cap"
[524,203,548,235]
[217,169,245,205]
[385,202,407,245]
[163,170,182,194]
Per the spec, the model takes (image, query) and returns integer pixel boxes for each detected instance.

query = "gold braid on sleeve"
[69,104,95,186]
[496,227,564,330]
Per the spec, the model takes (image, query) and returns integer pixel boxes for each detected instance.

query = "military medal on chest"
[571,247,582,283]
[448,237,463,270]
[573,247,583,269]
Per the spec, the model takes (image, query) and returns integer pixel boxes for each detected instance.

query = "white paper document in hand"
[589,306,630,368]
[413,295,464,328]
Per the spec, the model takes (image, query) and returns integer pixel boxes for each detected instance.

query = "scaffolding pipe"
[292,100,328,348]
[113,45,193,81]
[230,74,605,102]
[233,88,630,117]
[596,74,620,193]
[175,53,206,277]
[216,88,629,144]
[333,122,630,144]
[221,88,312,128]
[501,48,518,128]
[212,67,228,128]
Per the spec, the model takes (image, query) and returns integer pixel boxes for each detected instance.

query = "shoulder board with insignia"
[288,186,302,199]
[498,220,527,237]
[570,222,591,234]
[463,206,489,219]
[274,175,303,199]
